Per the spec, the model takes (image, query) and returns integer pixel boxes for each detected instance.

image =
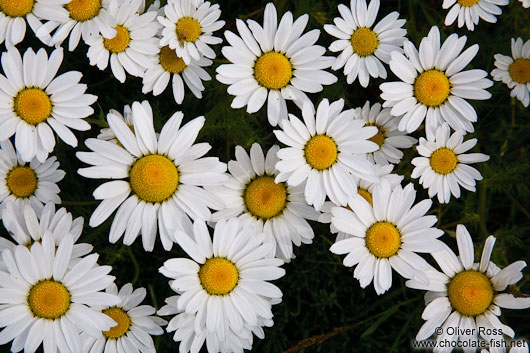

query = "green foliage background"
[1,0,530,352]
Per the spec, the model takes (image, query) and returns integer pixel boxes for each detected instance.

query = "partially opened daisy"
[77,100,227,251]
[274,98,379,211]
[520,0,530,8]
[208,143,320,261]
[0,46,95,162]
[443,0,508,31]
[330,180,444,295]
[380,26,492,139]
[81,283,167,353]
[407,225,530,352]
[142,45,212,104]
[216,2,337,126]
[491,37,530,107]
[86,0,160,83]
[355,101,417,165]
[159,218,284,345]
[0,232,120,353]
[324,0,407,87]
[0,139,64,213]
[158,0,225,65]
[411,123,489,204]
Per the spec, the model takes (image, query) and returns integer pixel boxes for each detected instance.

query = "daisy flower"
[520,0,530,7]
[77,100,227,252]
[142,45,212,104]
[159,218,284,345]
[491,37,530,107]
[0,139,64,213]
[81,283,167,353]
[0,232,120,353]
[86,0,160,83]
[330,180,445,295]
[407,225,530,353]
[443,0,508,31]
[216,2,337,126]
[274,98,379,211]
[208,143,320,261]
[380,26,492,140]
[0,46,95,163]
[324,0,407,87]
[158,0,225,65]
[355,101,417,165]
[411,123,489,204]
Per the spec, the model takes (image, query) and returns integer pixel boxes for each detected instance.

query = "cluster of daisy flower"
[0,0,528,352]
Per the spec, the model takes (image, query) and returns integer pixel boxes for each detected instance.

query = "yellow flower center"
[102,307,131,339]
[351,27,379,57]
[6,166,38,198]
[28,280,70,320]
[367,124,385,147]
[508,58,530,84]
[129,155,179,203]
[430,147,458,175]
[414,70,451,107]
[0,0,34,17]
[457,0,479,6]
[358,188,373,206]
[448,270,494,316]
[104,25,130,53]
[365,222,401,258]
[14,88,53,125]
[254,52,293,90]
[66,0,101,22]
[244,176,287,219]
[159,46,187,74]
[199,258,239,296]
[176,17,201,42]
[304,135,338,171]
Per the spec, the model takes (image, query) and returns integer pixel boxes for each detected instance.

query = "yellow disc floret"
[351,27,379,57]
[14,88,53,125]
[6,166,38,198]
[102,307,131,339]
[458,0,479,6]
[199,258,239,296]
[357,188,373,206]
[254,52,293,90]
[508,58,530,84]
[367,124,385,147]
[104,25,130,53]
[304,135,338,171]
[414,70,451,107]
[176,17,201,42]
[430,147,458,175]
[365,222,401,258]
[129,155,179,203]
[244,176,287,219]
[28,280,70,319]
[159,46,187,74]
[448,270,494,316]
[66,0,101,22]
[0,0,34,17]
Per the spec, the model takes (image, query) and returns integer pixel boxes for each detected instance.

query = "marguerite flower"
[274,99,378,211]
[159,218,284,346]
[407,225,530,353]
[0,46,95,162]
[77,100,227,251]
[380,26,492,139]
[355,101,417,165]
[443,0,508,31]
[0,139,64,213]
[86,0,160,83]
[324,0,407,87]
[81,283,167,353]
[142,45,212,104]
[411,123,489,204]
[216,2,337,126]
[158,0,225,65]
[208,143,320,261]
[330,180,445,294]
[491,37,530,107]
[97,104,133,142]
[0,232,120,353]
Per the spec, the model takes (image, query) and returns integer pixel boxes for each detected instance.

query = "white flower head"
[520,0,530,7]
[443,0,508,31]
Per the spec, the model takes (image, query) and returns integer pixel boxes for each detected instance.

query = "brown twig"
[282,321,362,353]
